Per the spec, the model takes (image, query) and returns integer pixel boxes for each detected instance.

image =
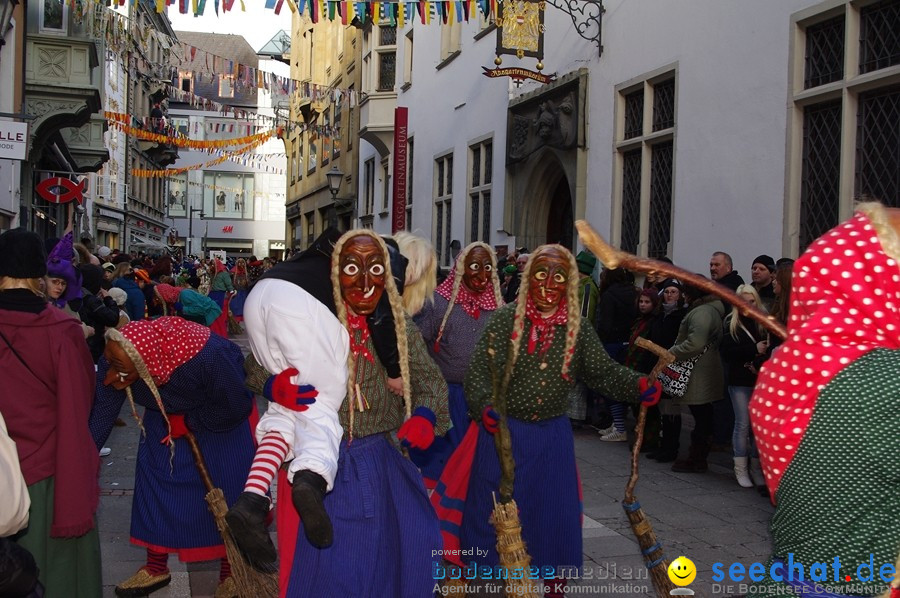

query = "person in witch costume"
[279,229,449,598]
[746,202,900,598]
[412,241,503,485]
[432,245,661,597]
[225,228,412,575]
[88,317,257,598]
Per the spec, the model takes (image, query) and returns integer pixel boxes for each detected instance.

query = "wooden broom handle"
[576,220,787,340]
[625,338,675,502]
[184,430,216,494]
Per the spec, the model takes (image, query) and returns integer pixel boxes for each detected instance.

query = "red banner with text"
[391,107,409,233]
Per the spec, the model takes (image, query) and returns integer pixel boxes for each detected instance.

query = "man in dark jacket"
[709,251,744,291]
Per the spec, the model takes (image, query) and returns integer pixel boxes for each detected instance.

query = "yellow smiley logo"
[668,556,697,586]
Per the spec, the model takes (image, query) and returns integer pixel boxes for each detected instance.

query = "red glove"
[263,367,318,412]
[397,407,437,450]
[638,377,662,407]
[481,406,500,435]
[161,414,189,444]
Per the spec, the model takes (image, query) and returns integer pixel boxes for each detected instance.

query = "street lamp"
[326,165,343,229]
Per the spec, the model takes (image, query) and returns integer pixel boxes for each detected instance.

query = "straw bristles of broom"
[622,499,674,598]
[205,488,278,598]
[492,495,541,598]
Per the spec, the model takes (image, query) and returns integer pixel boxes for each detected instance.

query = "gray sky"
[167,6,291,54]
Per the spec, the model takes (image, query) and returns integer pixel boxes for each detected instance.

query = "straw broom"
[108,328,276,597]
[627,337,677,598]
[183,431,279,598]
[487,334,542,598]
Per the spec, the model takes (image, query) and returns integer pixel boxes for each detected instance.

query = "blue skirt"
[230,290,248,317]
[459,415,582,573]
[208,290,226,309]
[409,383,469,483]
[130,409,255,561]
[285,434,441,598]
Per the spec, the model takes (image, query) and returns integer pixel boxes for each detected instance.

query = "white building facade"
[168,34,288,259]
[356,0,900,274]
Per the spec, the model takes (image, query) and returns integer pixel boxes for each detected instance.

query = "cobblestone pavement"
[97,332,773,597]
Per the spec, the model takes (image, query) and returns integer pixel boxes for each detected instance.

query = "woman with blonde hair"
[413,241,503,485]
[720,284,769,488]
[392,231,438,316]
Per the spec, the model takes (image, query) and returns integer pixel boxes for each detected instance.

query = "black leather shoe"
[224,492,276,572]
[292,470,333,548]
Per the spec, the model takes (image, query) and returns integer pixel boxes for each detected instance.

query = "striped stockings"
[244,431,290,497]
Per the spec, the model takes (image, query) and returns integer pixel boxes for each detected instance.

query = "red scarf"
[751,206,900,498]
[346,310,375,364]
[435,266,498,320]
[524,296,568,358]
[121,317,210,385]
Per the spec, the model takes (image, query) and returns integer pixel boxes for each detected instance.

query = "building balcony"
[358,88,397,157]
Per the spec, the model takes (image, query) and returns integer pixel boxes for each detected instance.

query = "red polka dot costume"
[751,203,900,499]
[747,203,900,597]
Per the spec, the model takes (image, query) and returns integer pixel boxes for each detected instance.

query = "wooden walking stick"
[576,220,787,341]
[183,431,278,598]
[625,338,677,598]
[487,334,541,598]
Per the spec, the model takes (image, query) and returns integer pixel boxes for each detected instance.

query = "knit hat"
[0,228,47,279]
[657,278,682,292]
[133,269,152,284]
[752,254,776,271]
[107,287,127,307]
[576,250,597,276]
[97,246,111,258]
[503,264,517,276]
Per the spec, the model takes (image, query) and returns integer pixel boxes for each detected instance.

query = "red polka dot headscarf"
[750,202,900,500]
[120,316,210,386]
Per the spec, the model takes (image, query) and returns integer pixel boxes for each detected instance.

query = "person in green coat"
[669,281,725,473]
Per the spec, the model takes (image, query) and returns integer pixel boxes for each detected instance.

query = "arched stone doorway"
[512,149,575,252]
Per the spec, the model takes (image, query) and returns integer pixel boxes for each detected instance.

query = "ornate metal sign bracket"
[543,0,604,57]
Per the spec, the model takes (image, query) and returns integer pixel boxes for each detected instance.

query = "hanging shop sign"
[0,122,28,161]
[36,176,87,204]
[481,66,556,85]
[495,0,545,66]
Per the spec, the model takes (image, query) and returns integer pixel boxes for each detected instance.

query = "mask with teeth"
[339,235,387,315]
[528,247,570,315]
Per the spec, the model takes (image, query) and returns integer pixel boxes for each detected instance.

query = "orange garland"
[105,111,280,150]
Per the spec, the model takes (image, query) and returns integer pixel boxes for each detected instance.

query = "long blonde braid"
[501,244,581,390]
[435,242,503,347]
[331,230,411,437]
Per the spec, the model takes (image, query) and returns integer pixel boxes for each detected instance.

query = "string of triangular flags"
[132,135,273,177]
[80,0,362,113]
[138,0,500,24]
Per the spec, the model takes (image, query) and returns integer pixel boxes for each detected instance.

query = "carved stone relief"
[507,87,579,164]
